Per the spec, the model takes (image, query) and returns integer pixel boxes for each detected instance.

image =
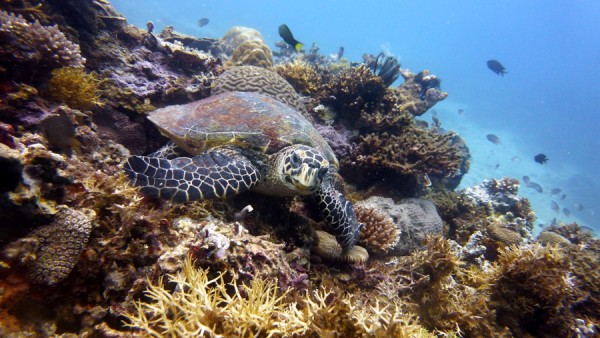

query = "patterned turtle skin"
[124,91,362,252]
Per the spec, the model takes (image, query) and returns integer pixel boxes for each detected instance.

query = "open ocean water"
[111,0,600,235]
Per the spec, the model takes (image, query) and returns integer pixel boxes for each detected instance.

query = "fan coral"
[0,10,85,75]
[227,39,274,69]
[350,128,462,177]
[355,204,400,254]
[47,67,102,110]
[4,206,95,285]
[212,65,306,114]
[276,59,322,96]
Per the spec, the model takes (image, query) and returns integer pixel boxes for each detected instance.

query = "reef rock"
[357,196,443,255]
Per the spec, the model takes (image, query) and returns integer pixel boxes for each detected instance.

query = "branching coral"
[355,204,400,254]
[0,10,85,73]
[125,256,435,337]
[212,65,307,114]
[47,67,102,110]
[349,129,462,177]
[276,59,322,96]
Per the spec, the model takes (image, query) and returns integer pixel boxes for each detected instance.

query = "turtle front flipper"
[315,173,362,253]
[124,151,261,202]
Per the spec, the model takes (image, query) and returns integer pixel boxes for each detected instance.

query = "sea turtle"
[124,91,366,260]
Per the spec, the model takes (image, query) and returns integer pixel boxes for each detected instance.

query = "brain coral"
[0,10,85,71]
[221,26,265,53]
[28,207,95,285]
[227,39,273,70]
[212,65,306,114]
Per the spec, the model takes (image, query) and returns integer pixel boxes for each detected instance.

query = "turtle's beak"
[294,165,322,193]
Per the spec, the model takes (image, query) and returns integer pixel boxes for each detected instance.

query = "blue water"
[111,0,600,233]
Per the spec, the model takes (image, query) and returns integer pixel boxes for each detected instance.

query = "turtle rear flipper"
[124,151,261,202]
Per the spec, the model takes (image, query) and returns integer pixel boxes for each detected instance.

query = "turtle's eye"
[290,152,301,167]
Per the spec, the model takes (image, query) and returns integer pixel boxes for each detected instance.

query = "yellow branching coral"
[47,67,102,110]
[124,257,436,337]
[275,59,322,96]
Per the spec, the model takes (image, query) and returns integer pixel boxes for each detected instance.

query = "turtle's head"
[280,145,329,194]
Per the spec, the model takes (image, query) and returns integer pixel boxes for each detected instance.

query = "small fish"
[278,24,303,51]
[416,173,432,187]
[430,109,438,117]
[457,108,464,116]
[337,46,344,60]
[415,120,429,128]
[522,175,530,184]
[573,203,584,211]
[580,226,595,234]
[146,21,154,34]
[40,115,78,154]
[486,134,501,145]
[560,194,567,200]
[550,201,559,212]
[432,115,441,128]
[198,18,209,27]
[494,163,500,169]
[487,59,507,76]
[562,208,571,217]
[527,181,543,193]
[550,188,562,195]
[534,153,548,164]
[511,156,521,163]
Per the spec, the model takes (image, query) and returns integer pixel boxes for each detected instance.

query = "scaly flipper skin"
[315,173,362,251]
[124,151,261,202]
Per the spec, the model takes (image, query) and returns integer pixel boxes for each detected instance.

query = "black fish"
[551,188,562,195]
[486,134,501,145]
[198,18,209,27]
[534,153,548,164]
[522,175,530,184]
[560,194,567,200]
[562,208,571,217]
[494,163,500,169]
[550,200,559,212]
[337,46,344,60]
[527,181,543,193]
[457,108,464,116]
[487,59,507,76]
[41,115,77,154]
[278,24,303,51]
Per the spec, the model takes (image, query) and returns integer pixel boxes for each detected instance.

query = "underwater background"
[112,0,600,234]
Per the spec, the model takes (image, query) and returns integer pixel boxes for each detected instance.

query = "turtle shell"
[148,91,338,166]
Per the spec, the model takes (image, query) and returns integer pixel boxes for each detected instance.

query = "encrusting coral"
[212,65,307,114]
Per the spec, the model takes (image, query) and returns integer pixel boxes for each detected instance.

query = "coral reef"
[212,65,307,114]
[0,10,85,81]
[348,128,463,177]
[276,59,322,96]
